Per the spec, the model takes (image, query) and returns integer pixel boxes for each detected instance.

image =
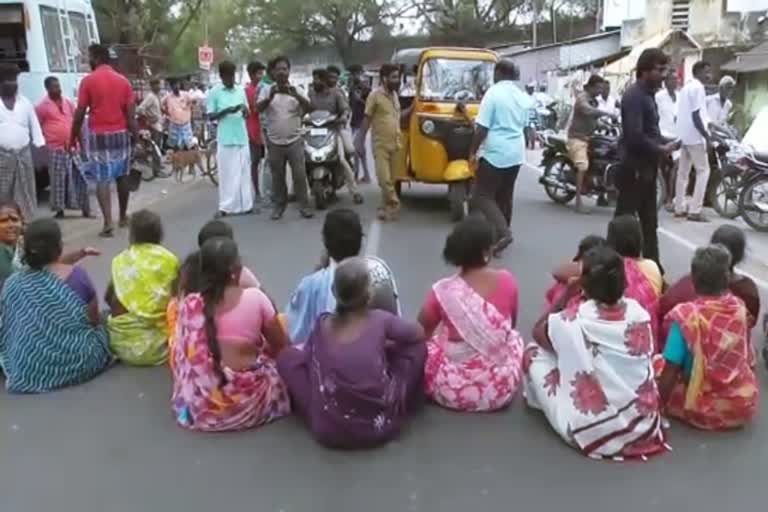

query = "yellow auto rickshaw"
[392,47,498,220]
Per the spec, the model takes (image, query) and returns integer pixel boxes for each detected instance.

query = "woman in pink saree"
[544,235,605,313]
[418,217,524,412]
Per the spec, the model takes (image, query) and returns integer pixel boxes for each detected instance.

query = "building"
[722,41,768,125]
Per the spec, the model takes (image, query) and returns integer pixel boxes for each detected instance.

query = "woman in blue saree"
[0,219,111,393]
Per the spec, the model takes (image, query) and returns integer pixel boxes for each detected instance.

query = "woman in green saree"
[106,209,179,365]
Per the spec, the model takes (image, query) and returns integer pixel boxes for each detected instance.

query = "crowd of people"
[0,191,762,457]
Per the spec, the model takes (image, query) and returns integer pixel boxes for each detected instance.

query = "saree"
[0,270,111,393]
[524,298,667,460]
[171,294,290,432]
[663,294,758,430]
[624,258,661,351]
[108,243,179,365]
[424,275,524,412]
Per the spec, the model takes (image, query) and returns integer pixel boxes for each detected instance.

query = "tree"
[239,0,409,64]
[409,0,528,39]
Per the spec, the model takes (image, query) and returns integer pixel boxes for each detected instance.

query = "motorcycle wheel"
[711,174,741,219]
[312,181,326,210]
[448,181,470,222]
[140,165,156,182]
[542,158,576,205]
[738,175,768,233]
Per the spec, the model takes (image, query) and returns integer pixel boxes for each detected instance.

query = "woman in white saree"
[524,246,668,460]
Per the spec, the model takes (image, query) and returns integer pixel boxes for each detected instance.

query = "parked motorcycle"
[708,124,748,219]
[303,110,346,210]
[736,149,768,233]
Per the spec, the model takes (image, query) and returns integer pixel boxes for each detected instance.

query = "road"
[1,157,767,512]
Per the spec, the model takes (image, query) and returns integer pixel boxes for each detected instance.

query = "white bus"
[0,0,98,105]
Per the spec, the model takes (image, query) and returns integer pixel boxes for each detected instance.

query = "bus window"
[39,6,67,72]
[0,4,28,71]
[68,11,91,72]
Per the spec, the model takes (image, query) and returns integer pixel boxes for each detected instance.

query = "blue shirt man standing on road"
[469,59,533,257]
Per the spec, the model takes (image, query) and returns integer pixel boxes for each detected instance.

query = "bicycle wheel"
[738,175,768,232]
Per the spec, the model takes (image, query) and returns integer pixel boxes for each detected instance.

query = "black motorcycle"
[736,148,768,232]
[303,110,346,210]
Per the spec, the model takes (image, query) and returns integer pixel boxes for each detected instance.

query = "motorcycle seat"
[548,134,567,146]
[752,151,768,165]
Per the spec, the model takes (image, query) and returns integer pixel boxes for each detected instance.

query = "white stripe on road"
[523,158,768,290]
[658,227,768,290]
[365,219,382,257]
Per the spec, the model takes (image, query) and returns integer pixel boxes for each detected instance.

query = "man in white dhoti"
[206,60,253,217]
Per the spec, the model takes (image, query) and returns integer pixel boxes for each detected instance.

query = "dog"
[168,137,205,182]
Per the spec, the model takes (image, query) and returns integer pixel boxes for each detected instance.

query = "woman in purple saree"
[278,257,426,449]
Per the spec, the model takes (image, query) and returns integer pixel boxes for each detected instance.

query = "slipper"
[99,226,114,238]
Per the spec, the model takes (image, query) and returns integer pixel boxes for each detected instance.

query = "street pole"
[532,0,539,48]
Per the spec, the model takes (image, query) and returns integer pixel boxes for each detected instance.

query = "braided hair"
[198,237,240,387]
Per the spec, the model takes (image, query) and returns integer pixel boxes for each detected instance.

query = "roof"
[603,29,701,77]
[722,41,768,73]
[494,30,621,57]
[390,47,498,67]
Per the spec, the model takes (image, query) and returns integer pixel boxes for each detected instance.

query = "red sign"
[198,46,213,70]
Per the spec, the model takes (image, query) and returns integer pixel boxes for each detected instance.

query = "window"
[39,6,67,72]
[418,59,495,102]
[68,12,91,72]
[671,0,690,31]
[0,4,28,71]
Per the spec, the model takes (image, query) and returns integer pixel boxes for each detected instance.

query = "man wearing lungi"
[70,44,137,237]
[36,76,90,218]
[0,63,45,220]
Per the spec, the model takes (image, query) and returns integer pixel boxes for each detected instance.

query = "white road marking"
[365,219,382,256]
[523,158,768,290]
[659,227,768,290]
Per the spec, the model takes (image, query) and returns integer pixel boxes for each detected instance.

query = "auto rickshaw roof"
[391,47,498,68]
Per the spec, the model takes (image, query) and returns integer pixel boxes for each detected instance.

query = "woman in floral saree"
[172,237,290,432]
[107,210,179,365]
[525,246,667,460]
[418,217,524,412]
[658,245,758,431]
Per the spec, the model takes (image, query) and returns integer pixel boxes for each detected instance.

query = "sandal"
[99,226,114,238]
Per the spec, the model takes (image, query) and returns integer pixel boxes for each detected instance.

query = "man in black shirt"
[347,64,371,183]
[615,48,679,270]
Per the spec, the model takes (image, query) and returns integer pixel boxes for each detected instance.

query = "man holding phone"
[207,60,254,217]
[257,56,314,220]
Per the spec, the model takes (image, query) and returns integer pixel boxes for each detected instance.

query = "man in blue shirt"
[469,59,534,256]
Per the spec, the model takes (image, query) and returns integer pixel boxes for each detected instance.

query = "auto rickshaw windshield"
[419,58,494,102]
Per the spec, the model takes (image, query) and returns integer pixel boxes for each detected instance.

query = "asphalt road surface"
[1,164,766,512]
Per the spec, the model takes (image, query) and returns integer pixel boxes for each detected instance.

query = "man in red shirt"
[245,61,265,202]
[36,76,90,218]
[69,44,136,237]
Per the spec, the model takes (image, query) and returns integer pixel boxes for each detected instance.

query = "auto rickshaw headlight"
[421,119,435,135]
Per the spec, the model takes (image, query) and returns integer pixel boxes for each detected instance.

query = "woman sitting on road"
[524,246,666,460]
[544,234,605,312]
[658,245,758,431]
[172,237,290,431]
[0,200,23,288]
[167,219,261,365]
[278,257,426,448]
[107,210,179,366]
[659,225,760,346]
[418,216,524,412]
[0,219,111,393]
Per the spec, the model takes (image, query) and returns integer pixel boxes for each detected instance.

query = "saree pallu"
[0,146,37,219]
[664,294,758,430]
[83,130,131,183]
[424,275,524,412]
[48,149,89,212]
[171,294,290,432]
[624,258,661,351]
[524,298,667,460]
[0,270,111,393]
[108,244,179,366]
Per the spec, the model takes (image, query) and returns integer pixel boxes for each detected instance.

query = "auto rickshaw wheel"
[448,181,470,222]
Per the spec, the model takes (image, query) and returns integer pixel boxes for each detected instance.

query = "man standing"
[706,76,735,128]
[567,75,616,213]
[468,59,533,256]
[136,77,164,172]
[207,60,253,217]
[597,80,620,117]
[257,56,313,220]
[674,60,713,223]
[615,48,678,268]
[655,72,679,211]
[163,78,195,150]
[524,82,537,149]
[245,61,266,203]
[36,76,89,218]
[347,64,371,183]
[309,68,362,205]
[71,44,136,237]
[354,64,403,221]
[0,64,45,220]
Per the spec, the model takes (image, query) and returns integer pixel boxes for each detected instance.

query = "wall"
[743,71,768,127]
[501,45,561,85]
[558,33,621,69]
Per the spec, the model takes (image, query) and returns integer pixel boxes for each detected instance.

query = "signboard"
[198,46,213,70]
